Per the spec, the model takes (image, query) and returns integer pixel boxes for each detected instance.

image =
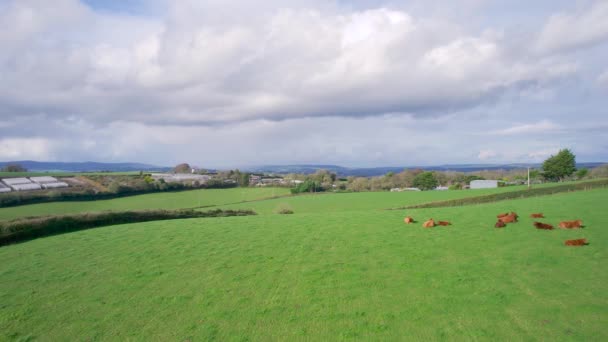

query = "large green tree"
[542,149,576,181]
[412,171,439,191]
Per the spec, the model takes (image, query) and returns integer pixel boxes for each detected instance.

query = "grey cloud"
[536,1,608,54]
[0,0,607,166]
[0,1,584,126]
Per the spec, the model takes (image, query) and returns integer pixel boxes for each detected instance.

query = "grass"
[0,209,256,246]
[0,187,289,221]
[215,182,587,215]
[0,187,606,340]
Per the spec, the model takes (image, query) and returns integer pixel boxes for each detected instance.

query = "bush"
[449,183,462,190]
[0,209,257,246]
[274,203,294,214]
[291,180,323,194]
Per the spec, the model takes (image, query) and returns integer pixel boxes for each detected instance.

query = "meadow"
[0,187,289,221]
[0,185,607,340]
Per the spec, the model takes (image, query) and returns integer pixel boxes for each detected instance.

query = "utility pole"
[527,167,531,189]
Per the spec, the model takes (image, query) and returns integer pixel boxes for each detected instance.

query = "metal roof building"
[0,183,11,193]
[470,180,499,189]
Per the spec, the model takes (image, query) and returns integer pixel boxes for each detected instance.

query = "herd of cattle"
[403,212,588,246]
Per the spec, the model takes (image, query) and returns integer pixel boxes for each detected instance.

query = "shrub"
[274,203,294,214]
[0,209,256,246]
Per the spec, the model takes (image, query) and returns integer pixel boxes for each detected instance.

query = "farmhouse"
[470,180,498,189]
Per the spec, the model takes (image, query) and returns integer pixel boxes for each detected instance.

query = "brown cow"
[497,212,509,218]
[403,216,414,224]
[530,213,544,218]
[533,221,554,230]
[499,213,517,224]
[437,221,451,226]
[422,218,435,228]
[559,220,583,229]
[495,220,506,228]
[564,238,587,246]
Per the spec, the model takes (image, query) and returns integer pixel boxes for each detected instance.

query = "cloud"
[527,148,561,161]
[477,149,497,160]
[0,1,580,126]
[598,69,608,86]
[0,1,606,166]
[491,120,562,136]
[0,138,53,160]
[536,1,608,54]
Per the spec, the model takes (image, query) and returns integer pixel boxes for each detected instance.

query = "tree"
[575,168,588,180]
[542,149,576,181]
[348,177,370,192]
[291,180,323,194]
[173,163,191,173]
[412,171,439,191]
[1,164,27,172]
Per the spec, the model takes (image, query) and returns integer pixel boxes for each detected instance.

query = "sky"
[0,0,607,168]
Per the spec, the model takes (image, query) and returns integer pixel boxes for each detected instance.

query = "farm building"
[470,180,499,189]
[0,182,11,193]
[151,173,211,183]
[11,183,42,191]
[2,178,32,186]
[30,176,69,189]
[2,178,42,191]
[30,176,59,184]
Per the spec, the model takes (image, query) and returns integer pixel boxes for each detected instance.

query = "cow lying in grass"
[559,220,583,229]
[498,213,518,224]
[564,238,588,246]
[403,216,415,224]
[423,219,435,228]
[533,221,554,230]
[437,221,451,226]
[530,213,544,218]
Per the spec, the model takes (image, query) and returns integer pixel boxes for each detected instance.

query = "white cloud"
[0,1,580,125]
[536,1,608,54]
[478,149,497,160]
[598,69,608,86]
[0,1,606,166]
[0,138,53,160]
[491,120,561,136]
[527,148,561,161]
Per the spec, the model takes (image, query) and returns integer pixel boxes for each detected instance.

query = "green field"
[0,186,607,340]
[0,187,290,221]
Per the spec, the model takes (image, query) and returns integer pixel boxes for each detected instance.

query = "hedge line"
[0,209,255,246]
[395,179,608,210]
[0,182,238,208]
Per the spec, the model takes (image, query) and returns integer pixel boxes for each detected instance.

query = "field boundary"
[387,179,608,210]
[0,209,256,246]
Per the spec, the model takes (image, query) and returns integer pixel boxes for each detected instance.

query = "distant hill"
[248,162,606,177]
[1,161,604,176]
[0,161,171,173]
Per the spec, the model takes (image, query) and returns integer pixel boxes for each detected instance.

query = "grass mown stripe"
[0,209,255,246]
[390,178,608,209]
